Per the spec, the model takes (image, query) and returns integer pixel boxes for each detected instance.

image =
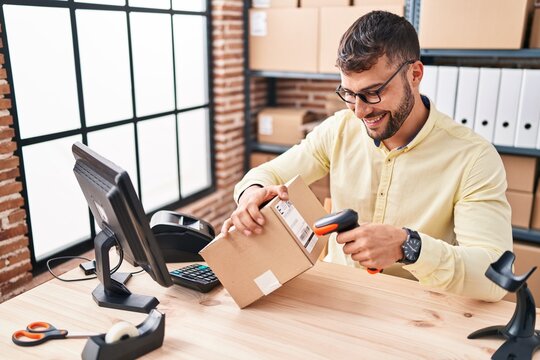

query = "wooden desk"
[0,260,539,359]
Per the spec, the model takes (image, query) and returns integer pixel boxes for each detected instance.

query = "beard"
[365,79,415,142]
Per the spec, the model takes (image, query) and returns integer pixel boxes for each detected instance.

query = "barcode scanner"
[313,209,382,274]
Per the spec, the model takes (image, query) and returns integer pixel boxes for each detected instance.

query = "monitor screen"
[72,142,172,313]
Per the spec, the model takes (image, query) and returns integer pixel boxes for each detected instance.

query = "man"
[222,11,512,302]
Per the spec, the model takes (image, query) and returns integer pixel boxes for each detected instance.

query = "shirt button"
[379,192,384,196]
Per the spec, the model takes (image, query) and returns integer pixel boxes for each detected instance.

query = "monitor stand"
[92,228,159,313]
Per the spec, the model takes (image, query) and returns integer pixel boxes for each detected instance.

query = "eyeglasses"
[335,60,416,105]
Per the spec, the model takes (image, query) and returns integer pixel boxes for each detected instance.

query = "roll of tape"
[104,321,139,344]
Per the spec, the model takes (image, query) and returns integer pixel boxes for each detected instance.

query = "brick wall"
[178,0,247,228]
[276,79,337,116]
[0,24,31,302]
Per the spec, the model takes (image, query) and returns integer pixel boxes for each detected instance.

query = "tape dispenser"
[82,309,165,360]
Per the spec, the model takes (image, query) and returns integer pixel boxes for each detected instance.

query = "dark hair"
[336,11,420,74]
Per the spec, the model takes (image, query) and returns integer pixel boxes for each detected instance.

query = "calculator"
[170,264,221,293]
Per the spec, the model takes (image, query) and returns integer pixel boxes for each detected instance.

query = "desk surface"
[0,260,538,359]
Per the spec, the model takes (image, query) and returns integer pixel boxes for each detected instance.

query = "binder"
[513,69,540,149]
[420,65,438,105]
[493,69,523,146]
[435,66,458,118]
[473,68,501,143]
[454,67,479,129]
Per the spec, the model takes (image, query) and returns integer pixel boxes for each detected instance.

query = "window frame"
[0,0,215,271]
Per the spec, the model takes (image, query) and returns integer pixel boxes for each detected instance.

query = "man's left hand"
[335,224,408,269]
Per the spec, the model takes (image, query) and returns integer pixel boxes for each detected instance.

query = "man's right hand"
[220,184,289,237]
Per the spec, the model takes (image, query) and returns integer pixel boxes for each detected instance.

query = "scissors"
[12,321,93,347]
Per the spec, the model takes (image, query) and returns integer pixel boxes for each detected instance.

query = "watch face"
[403,237,421,261]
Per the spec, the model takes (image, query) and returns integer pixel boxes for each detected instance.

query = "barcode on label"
[275,200,318,253]
[299,225,311,244]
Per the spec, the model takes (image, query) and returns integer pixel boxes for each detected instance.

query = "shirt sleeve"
[233,113,342,203]
[403,145,513,302]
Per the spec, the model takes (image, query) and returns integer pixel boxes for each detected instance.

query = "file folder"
[493,69,523,146]
[454,67,479,129]
[435,66,458,118]
[420,65,438,105]
[514,69,540,149]
[474,68,501,143]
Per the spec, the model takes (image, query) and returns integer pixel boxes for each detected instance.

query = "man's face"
[339,58,415,142]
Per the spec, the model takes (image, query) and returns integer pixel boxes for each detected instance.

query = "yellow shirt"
[235,101,512,302]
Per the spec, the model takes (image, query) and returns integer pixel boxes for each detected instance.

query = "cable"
[46,255,97,282]
[130,268,145,275]
[111,246,123,274]
[46,246,125,283]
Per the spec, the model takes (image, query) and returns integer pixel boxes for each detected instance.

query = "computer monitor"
[72,142,172,313]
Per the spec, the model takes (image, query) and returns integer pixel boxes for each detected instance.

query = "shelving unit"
[513,228,540,245]
[249,70,340,81]
[421,49,540,59]
[242,0,540,244]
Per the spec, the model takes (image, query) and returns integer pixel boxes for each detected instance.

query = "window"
[0,0,214,264]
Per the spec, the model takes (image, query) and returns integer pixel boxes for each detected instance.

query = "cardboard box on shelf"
[200,175,329,308]
[530,8,540,48]
[325,93,347,116]
[503,241,540,302]
[529,178,540,230]
[352,0,403,6]
[318,3,403,73]
[249,8,318,72]
[300,0,350,7]
[250,152,278,168]
[500,154,537,193]
[506,190,534,229]
[257,107,318,146]
[300,119,323,135]
[419,0,533,49]
[252,0,298,8]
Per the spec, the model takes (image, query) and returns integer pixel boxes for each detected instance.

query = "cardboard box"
[531,192,540,230]
[249,8,318,72]
[250,152,278,168]
[309,175,330,204]
[310,184,331,204]
[311,174,330,188]
[252,0,298,8]
[419,0,533,49]
[530,9,540,48]
[325,93,347,116]
[503,241,540,302]
[300,119,323,135]
[501,154,537,193]
[530,178,540,230]
[506,190,534,228]
[257,107,318,145]
[352,0,403,6]
[301,0,349,7]
[319,4,403,73]
[200,175,329,308]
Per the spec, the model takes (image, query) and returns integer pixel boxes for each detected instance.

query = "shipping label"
[275,200,318,253]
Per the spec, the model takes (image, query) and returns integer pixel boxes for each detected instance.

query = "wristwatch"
[399,228,422,265]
